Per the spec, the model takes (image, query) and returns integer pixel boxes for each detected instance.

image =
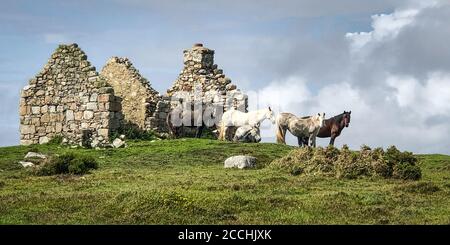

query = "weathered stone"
[83,110,94,120]
[99,87,114,94]
[98,128,109,138]
[65,110,74,121]
[90,93,98,102]
[112,138,125,148]
[39,136,49,144]
[86,102,98,111]
[25,152,47,159]
[19,161,35,168]
[20,125,36,134]
[224,155,257,169]
[32,106,40,114]
[98,94,113,102]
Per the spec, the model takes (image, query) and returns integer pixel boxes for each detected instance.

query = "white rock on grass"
[19,161,35,168]
[224,155,257,169]
[24,152,47,159]
[112,138,126,148]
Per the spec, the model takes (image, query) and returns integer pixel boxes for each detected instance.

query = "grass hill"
[0,139,449,224]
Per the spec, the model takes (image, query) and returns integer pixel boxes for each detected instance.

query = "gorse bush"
[271,145,421,180]
[37,153,98,176]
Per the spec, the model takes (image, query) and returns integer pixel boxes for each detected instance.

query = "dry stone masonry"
[167,43,247,112]
[19,44,122,146]
[100,57,160,130]
[19,43,248,145]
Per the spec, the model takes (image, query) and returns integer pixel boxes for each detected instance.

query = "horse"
[232,124,261,143]
[315,111,351,145]
[276,112,325,147]
[166,104,216,138]
[218,107,275,141]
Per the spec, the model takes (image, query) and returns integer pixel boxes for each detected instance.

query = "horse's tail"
[218,120,225,141]
[276,115,287,144]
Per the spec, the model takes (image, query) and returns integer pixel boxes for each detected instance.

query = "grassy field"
[0,138,449,224]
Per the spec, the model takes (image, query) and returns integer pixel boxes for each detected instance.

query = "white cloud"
[345,8,420,55]
[387,72,450,116]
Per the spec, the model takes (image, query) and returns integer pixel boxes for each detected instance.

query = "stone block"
[20,125,36,134]
[32,106,40,114]
[83,110,94,120]
[98,128,109,138]
[39,136,49,144]
[20,139,34,145]
[66,110,74,121]
[86,102,98,111]
[90,93,98,102]
[98,94,113,103]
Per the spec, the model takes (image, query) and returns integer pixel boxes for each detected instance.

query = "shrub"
[271,144,421,180]
[48,135,64,145]
[393,163,422,180]
[37,153,98,176]
[111,122,160,141]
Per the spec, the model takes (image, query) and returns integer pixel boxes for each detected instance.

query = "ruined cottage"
[100,57,160,131]
[19,43,247,145]
[19,44,122,146]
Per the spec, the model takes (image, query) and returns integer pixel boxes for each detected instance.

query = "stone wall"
[19,44,122,146]
[100,57,159,130]
[19,43,249,145]
[167,43,247,107]
[160,43,248,133]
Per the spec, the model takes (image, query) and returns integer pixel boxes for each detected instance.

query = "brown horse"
[314,111,351,145]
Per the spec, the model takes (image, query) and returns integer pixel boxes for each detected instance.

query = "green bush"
[48,135,64,145]
[393,163,422,180]
[111,122,160,141]
[37,153,98,176]
[271,144,421,180]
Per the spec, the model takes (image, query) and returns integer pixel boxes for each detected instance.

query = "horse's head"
[343,111,351,127]
[317,112,326,128]
[266,107,276,124]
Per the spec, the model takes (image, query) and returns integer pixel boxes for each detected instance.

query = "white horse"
[276,112,325,147]
[218,107,276,141]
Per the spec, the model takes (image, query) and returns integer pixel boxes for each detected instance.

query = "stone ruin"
[19,43,247,145]
[19,44,122,146]
[100,57,159,131]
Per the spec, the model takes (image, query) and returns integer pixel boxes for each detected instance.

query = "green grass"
[0,139,449,224]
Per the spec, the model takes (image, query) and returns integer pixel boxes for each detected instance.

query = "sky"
[1,0,450,154]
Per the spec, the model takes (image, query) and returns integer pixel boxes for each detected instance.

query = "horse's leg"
[297,137,302,147]
[329,136,335,146]
[196,125,204,138]
[223,126,228,141]
[329,131,337,145]
[302,137,308,147]
[309,135,315,147]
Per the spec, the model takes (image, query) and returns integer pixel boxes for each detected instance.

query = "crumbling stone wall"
[19,43,249,144]
[157,43,248,134]
[19,44,122,146]
[100,57,159,130]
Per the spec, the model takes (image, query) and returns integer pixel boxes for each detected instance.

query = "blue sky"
[2,0,450,154]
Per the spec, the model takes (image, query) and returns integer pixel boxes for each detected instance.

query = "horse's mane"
[301,112,345,122]
[330,112,346,122]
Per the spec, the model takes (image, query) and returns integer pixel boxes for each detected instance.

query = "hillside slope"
[0,139,449,224]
